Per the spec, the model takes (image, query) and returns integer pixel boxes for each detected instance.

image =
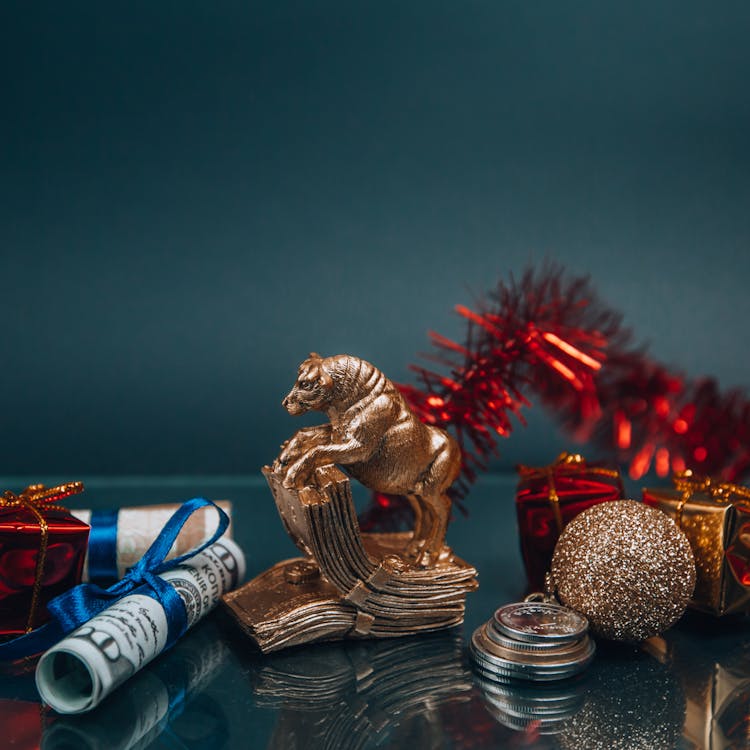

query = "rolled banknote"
[71,501,233,582]
[41,621,229,750]
[35,536,245,714]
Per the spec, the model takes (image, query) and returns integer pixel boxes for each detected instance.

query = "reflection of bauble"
[551,500,695,641]
[557,649,685,750]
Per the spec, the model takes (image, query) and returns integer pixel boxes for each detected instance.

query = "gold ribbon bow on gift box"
[673,470,750,505]
[518,452,620,532]
[0,482,84,632]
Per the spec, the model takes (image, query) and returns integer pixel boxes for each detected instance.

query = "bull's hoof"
[410,546,441,569]
[437,545,455,563]
[406,544,455,569]
[404,539,426,562]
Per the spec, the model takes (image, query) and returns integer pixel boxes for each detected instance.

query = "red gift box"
[515,453,624,589]
[0,483,89,635]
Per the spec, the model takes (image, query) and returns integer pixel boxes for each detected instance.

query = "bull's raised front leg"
[274,425,332,472]
[282,438,371,488]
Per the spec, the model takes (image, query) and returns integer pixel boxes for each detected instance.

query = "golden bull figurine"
[222,354,477,653]
[275,353,461,566]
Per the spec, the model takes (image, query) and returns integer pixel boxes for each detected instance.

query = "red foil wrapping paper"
[0,483,89,636]
[515,453,624,589]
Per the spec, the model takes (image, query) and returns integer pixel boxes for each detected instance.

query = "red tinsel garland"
[360,265,750,530]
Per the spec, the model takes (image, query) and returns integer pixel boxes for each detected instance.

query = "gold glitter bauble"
[550,500,696,642]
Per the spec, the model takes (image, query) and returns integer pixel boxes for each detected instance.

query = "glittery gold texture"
[557,653,685,750]
[643,472,750,615]
[550,500,696,642]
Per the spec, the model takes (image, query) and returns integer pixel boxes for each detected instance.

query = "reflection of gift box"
[515,453,624,588]
[0,670,52,749]
[643,471,750,616]
[683,662,750,750]
[0,483,89,635]
[0,702,52,750]
[651,632,750,750]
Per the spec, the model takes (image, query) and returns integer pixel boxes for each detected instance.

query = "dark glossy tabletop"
[2,474,747,750]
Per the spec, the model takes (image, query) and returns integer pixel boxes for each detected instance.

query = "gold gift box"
[642,471,750,616]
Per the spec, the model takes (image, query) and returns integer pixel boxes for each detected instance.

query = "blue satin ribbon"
[0,497,229,662]
[87,508,120,584]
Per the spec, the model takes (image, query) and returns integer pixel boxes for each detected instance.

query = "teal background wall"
[2,2,749,476]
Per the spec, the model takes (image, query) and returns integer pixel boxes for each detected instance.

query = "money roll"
[41,623,230,750]
[71,501,233,583]
[35,537,245,715]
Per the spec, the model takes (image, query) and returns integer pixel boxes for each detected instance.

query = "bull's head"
[282,353,334,415]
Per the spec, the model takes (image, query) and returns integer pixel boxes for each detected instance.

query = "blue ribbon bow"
[0,497,229,662]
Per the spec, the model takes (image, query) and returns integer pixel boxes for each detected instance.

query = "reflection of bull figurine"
[274,353,461,567]
[253,632,474,750]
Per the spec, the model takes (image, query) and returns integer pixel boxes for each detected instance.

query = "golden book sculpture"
[223,354,478,653]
